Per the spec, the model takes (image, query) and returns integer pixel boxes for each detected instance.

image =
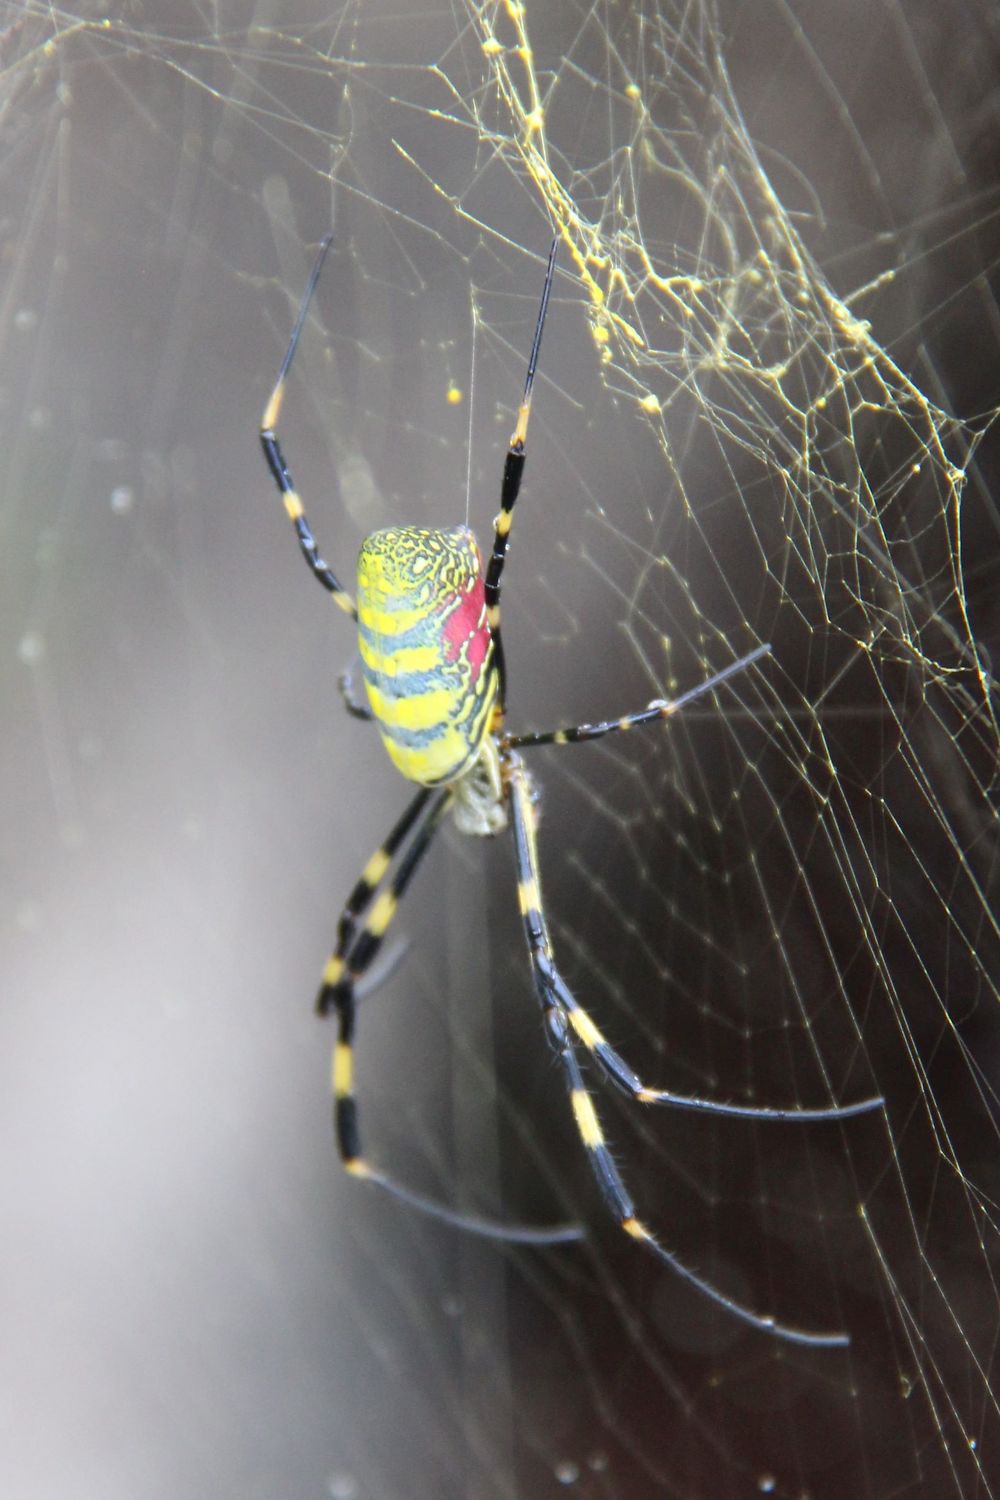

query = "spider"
[259,236,883,1347]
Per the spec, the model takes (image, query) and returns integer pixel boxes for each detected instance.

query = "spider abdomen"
[356,526,497,786]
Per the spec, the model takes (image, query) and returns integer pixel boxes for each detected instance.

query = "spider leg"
[505,752,856,1346]
[337,653,374,721]
[505,644,882,1118]
[317,787,449,1035]
[259,235,357,618]
[484,237,558,713]
[504,644,772,751]
[321,783,582,1246]
[316,785,435,1009]
[553,971,883,1121]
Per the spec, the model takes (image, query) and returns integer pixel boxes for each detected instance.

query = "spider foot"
[622,1215,851,1347]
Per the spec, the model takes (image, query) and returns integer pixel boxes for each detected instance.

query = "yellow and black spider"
[259,237,882,1347]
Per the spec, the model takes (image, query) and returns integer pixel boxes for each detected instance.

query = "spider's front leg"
[483,236,558,710]
[259,235,357,619]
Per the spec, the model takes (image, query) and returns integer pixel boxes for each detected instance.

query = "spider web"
[3,2,999,1497]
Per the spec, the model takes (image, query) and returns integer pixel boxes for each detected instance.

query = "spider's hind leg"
[555,975,883,1123]
[504,752,860,1347]
[318,781,581,1246]
[318,787,450,1183]
[316,784,435,1012]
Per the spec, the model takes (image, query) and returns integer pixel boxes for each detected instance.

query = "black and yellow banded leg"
[324,786,451,1168]
[484,237,557,710]
[505,645,773,752]
[315,784,435,1014]
[505,752,854,1346]
[333,973,580,1247]
[548,957,883,1124]
[321,786,449,1023]
[259,235,356,618]
[504,646,882,1123]
[323,783,581,1246]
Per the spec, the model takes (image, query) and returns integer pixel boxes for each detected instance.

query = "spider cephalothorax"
[258,234,883,1347]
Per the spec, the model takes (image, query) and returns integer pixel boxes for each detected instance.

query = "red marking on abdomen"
[441,574,490,684]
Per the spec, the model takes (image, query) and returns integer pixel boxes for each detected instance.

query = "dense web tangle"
[4,2,1000,1498]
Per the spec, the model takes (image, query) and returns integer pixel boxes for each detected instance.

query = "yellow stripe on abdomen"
[356,526,498,788]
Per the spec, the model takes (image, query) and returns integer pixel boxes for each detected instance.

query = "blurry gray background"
[3,3,1000,1498]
